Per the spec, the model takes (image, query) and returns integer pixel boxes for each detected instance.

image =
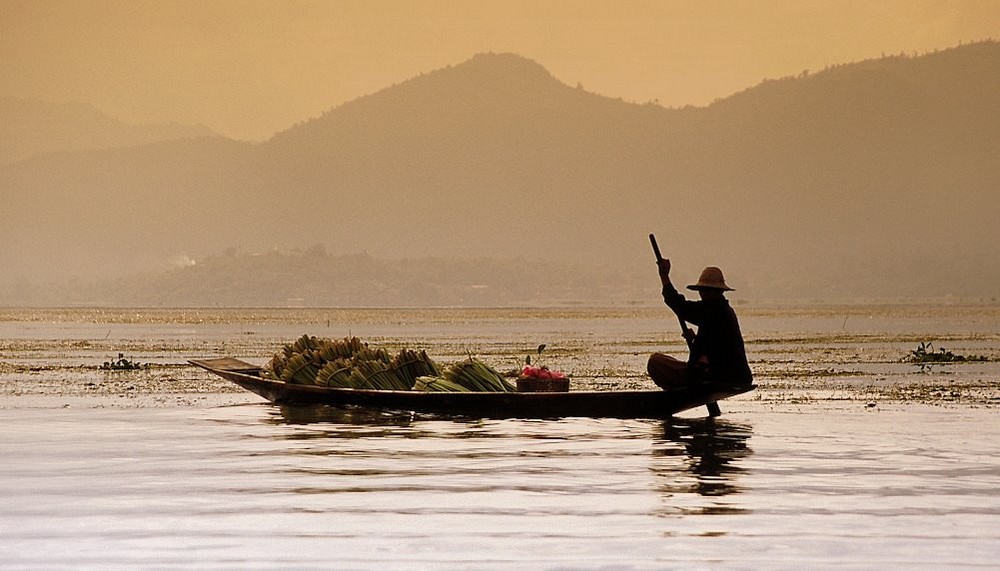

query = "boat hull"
[191,358,754,419]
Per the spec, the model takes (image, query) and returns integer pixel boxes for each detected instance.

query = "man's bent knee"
[647,353,688,389]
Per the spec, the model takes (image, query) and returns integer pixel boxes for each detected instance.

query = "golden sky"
[2,0,998,140]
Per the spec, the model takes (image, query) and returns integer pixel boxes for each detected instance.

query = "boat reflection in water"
[271,404,416,428]
[260,403,753,518]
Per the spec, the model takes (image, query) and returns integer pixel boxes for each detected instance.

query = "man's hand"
[656,258,671,285]
[682,328,696,344]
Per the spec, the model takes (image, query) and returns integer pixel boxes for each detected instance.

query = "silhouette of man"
[648,260,752,390]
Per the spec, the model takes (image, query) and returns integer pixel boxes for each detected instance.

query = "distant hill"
[0,97,217,165]
[8,247,648,307]
[1,43,998,303]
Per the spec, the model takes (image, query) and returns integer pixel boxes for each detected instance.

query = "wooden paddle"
[649,233,722,417]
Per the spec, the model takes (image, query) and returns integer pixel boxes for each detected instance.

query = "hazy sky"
[2,0,998,140]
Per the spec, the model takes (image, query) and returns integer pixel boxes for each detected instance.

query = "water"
[1,304,999,568]
[2,403,998,569]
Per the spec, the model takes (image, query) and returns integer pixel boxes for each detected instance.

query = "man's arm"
[657,259,701,328]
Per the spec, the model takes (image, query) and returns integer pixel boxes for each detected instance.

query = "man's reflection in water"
[651,418,753,513]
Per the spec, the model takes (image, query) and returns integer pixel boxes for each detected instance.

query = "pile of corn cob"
[263,335,513,392]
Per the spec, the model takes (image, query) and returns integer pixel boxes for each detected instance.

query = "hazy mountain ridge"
[685,42,1000,269]
[1,43,998,303]
[0,135,257,279]
[0,96,218,166]
[251,53,695,263]
[7,248,649,308]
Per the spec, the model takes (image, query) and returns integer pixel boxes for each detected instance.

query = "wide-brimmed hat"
[687,266,734,291]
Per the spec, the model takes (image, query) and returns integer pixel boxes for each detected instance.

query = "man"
[648,260,752,390]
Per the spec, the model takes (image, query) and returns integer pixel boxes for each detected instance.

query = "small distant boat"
[191,357,754,419]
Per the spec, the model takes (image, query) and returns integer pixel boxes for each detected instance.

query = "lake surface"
[1,304,999,569]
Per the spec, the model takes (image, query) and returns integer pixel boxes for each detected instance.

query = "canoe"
[190,357,754,419]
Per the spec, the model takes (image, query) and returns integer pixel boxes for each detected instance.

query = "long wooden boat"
[191,357,754,419]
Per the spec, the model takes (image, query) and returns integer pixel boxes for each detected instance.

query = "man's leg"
[647,353,689,390]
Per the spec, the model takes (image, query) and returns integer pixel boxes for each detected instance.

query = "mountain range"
[1,42,998,304]
[0,96,216,166]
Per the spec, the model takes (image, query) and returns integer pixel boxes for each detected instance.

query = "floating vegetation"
[99,353,145,371]
[906,342,988,371]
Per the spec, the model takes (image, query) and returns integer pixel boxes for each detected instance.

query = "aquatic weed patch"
[750,332,985,346]
[905,341,989,372]
[756,365,870,380]
[99,353,146,371]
